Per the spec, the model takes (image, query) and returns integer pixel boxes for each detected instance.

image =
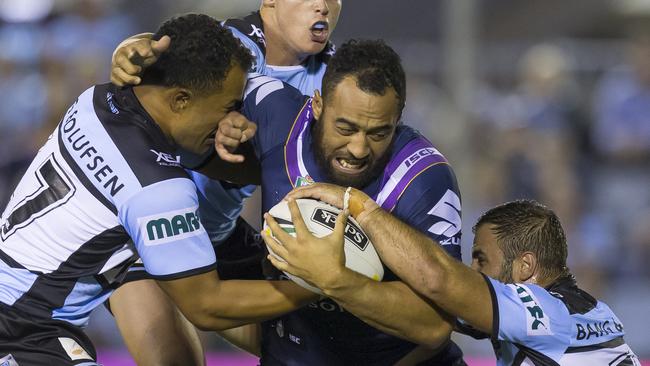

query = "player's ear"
[518,252,537,283]
[262,0,276,9]
[170,88,192,113]
[312,90,323,120]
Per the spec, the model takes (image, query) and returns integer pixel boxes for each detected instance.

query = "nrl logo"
[294,175,314,187]
[150,149,181,167]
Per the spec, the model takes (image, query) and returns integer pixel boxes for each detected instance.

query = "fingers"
[263,213,293,245]
[241,121,257,143]
[285,183,345,208]
[114,53,142,76]
[111,66,141,86]
[261,227,289,260]
[151,35,171,56]
[267,254,290,273]
[332,209,349,240]
[286,200,310,237]
[215,143,244,163]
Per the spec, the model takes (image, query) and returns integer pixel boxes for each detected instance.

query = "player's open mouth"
[334,157,368,174]
[310,21,329,43]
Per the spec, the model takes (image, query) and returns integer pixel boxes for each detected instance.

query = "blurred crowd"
[0,0,647,357]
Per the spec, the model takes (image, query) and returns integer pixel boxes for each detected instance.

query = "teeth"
[339,159,361,169]
[312,23,326,30]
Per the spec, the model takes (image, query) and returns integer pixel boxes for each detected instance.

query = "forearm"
[159,276,318,331]
[351,196,449,299]
[321,269,453,347]
[352,203,493,333]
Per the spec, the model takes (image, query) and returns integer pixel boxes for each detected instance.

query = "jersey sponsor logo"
[248,24,266,46]
[310,208,369,251]
[150,149,181,167]
[576,319,624,341]
[60,101,125,197]
[404,147,442,168]
[58,337,93,361]
[106,92,119,114]
[294,174,314,187]
[511,284,553,336]
[426,189,461,238]
[138,206,205,246]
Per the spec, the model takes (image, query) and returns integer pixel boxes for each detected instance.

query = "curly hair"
[321,39,406,116]
[473,199,569,282]
[141,13,253,94]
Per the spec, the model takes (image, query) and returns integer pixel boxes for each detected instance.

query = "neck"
[133,85,175,145]
[260,8,306,66]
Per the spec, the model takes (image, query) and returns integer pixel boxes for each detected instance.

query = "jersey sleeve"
[483,275,573,362]
[391,162,463,260]
[225,25,266,74]
[117,177,217,279]
[242,74,308,158]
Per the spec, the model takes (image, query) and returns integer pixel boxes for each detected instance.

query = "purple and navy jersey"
[223,11,334,96]
[244,75,463,365]
[463,275,639,366]
[0,84,216,327]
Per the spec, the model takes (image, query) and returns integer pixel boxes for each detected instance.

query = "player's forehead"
[326,76,399,126]
[472,223,500,256]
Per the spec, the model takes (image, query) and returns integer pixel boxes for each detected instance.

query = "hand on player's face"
[215,111,257,163]
[263,199,349,290]
[110,35,171,86]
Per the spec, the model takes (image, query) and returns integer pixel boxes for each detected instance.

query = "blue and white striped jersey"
[0,84,217,327]
[469,275,640,366]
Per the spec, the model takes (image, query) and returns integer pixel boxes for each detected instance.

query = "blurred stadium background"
[0,0,648,364]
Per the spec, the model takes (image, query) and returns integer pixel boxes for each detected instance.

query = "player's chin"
[301,40,328,55]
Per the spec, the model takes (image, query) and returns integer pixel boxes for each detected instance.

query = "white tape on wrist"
[343,187,351,211]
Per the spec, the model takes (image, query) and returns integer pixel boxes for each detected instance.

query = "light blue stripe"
[51,276,112,327]
[0,259,38,306]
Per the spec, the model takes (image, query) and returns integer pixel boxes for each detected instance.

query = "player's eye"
[337,127,355,135]
[369,131,390,141]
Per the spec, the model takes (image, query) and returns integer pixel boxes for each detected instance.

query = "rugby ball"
[264,198,384,294]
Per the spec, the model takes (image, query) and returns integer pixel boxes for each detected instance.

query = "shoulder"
[380,125,459,211]
[59,83,190,208]
[223,12,266,72]
[243,74,309,118]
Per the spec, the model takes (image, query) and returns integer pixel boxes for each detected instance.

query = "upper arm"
[392,163,462,260]
[118,177,216,279]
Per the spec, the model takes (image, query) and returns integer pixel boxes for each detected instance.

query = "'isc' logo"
[139,207,205,246]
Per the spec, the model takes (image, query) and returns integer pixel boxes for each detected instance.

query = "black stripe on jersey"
[148,262,217,281]
[546,275,597,315]
[565,336,625,353]
[58,127,117,214]
[480,273,500,341]
[92,84,189,188]
[611,353,637,366]
[512,343,560,366]
[11,226,129,319]
[0,249,27,269]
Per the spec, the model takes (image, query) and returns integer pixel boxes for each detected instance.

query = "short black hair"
[322,39,406,116]
[141,13,253,94]
[473,200,569,281]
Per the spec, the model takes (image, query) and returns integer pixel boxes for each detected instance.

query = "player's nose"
[346,134,370,160]
[314,0,329,16]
